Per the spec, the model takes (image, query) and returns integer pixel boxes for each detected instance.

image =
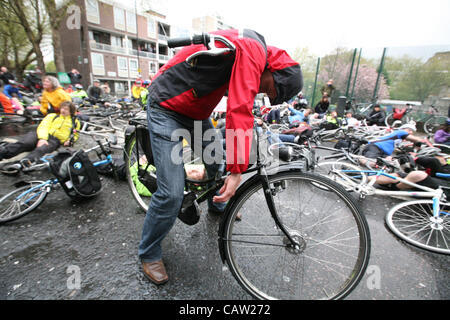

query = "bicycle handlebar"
[167,33,210,48]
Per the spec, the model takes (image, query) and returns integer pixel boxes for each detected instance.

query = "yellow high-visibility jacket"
[37,113,81,144]
[40,87,72,115]
[132,85,145,99]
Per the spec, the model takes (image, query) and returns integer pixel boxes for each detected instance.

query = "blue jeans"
[266,131,296,145]
[138,105,226,263]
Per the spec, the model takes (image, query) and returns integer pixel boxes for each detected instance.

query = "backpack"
[50,150,102,200]
[334,138,361,154]
[95,156,127,181]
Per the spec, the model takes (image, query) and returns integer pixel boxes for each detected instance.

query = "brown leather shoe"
[142,260,169,285]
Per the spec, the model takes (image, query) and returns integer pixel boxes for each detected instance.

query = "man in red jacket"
[139,29,302,285]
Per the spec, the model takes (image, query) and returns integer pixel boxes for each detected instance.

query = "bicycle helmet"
[266,46,303,105]
[399,123,417,132]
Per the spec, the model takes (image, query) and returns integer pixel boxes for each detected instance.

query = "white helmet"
[399,123,417,132]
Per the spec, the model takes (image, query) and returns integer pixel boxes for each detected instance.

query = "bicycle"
[125,37,370,299]
[345,100,374,119]
[314,157,449,254]
[125,116,371,299]
[0,135,118,224]
[385,105,447,135]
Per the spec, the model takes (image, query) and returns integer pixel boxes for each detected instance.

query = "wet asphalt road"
[0,124,449,300]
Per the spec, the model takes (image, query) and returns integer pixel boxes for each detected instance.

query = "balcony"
[158,34,168,42]
[130,49,157,59]
[89,41,158,59]
[158,54,169,61]
[90,42,127,55]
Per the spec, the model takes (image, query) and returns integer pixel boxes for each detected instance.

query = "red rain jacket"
[148,29,299,173]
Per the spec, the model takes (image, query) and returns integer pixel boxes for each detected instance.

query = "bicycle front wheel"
[0,181,48,224]
[424,116,447,135]
[386,200,450,254]
[222,171,371,300]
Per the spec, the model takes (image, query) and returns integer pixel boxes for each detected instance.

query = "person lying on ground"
[0,101,80,166]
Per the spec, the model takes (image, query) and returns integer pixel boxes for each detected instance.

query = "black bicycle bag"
[51,150,102,199]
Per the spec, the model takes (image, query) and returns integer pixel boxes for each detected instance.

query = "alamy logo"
[366,265,381,290]
[67,265,81,290]
[66,5,81,30]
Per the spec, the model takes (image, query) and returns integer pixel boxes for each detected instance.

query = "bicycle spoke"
[224,172,370,299]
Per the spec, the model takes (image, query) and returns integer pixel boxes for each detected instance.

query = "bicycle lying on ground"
[0,135,118,224]
[314,157,450,254]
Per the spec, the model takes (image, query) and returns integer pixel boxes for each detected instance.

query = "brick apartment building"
[59,0,172,97]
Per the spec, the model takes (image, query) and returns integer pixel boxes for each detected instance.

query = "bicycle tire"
[385,199,450,255]
[424,116,447,135]
[0,113,28,125]
[384,113,410,128]
[125,129,197,212]
[125,131,152,212]
[0,181,49,224]
[222,171,371,300]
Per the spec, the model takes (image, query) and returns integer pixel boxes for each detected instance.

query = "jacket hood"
[266,46,303,105]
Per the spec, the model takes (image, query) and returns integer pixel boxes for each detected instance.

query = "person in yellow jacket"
[0,101,80,164]
[40,75,72,115]
[131,79,144,102]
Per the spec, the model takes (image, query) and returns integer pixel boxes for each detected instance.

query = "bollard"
[337,96,346,118]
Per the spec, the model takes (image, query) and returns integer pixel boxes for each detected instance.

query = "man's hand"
[213,173,242,203]
[36,139,48,148]
[63,140,71,147]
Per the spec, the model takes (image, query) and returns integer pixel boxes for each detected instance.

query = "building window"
[91,52,105,75]
[111,35,123,48]
[117,56,128,78]
[126,11,137,33]
[149,61,157,74]
[147,17,156,38]
[129,58,139,78]
[114,82,126,94]
[85,0,100,24]
[114,7,125,31]
[90,30,110,45]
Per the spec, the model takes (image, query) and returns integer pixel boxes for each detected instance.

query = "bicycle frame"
[127,114,305,250]
[335,167,446,220]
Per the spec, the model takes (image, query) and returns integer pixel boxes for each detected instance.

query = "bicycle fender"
[217,164,303,263]
[124,125,136,145]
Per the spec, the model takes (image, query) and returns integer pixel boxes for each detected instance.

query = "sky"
[158,0,450,59]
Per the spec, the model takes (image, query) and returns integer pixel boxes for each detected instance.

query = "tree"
[2,0,49,73]
[317,48,390,103]
[292,47,319,104]
[0,2,38,81]
[385,53,450,102]
[43,0,74,72]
